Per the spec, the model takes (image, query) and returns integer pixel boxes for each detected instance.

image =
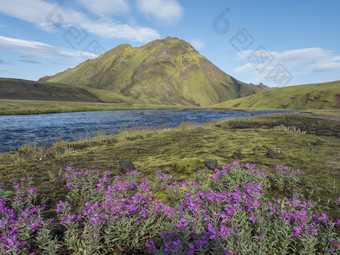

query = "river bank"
[2,98,339,117]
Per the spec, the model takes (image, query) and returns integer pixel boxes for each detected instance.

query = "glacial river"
[0,109,296,152]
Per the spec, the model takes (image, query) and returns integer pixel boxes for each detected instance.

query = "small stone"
[204,160,218,170]
[232,152,243,159]
[267,149,277,157]
[313,140,323,146]
[85,156,93,161]
[252,145,260,151]
[119,161,135,174]
[315,187,324,191]
[56,176,64,184]
[139,112,145,115]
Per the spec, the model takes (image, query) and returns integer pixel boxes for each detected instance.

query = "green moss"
[0,99,178,115]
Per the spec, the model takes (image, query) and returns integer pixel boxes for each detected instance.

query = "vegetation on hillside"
[0,78,134,104]
[40,37,266,106]
[212,80,340,110]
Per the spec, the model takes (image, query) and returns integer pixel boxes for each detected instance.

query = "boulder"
[313,140,323,146]
[252,145,261,151]
[85,156,93,161]
[267,149,277,157]
[119,161,135,174]
[204,160,218,170]
[232,152,243,159]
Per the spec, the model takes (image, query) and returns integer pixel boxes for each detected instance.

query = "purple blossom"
[56,201,65,213]
[167,231,175,237]
[207,224,217,239]
[291,224,303,236]
[140,209,148,219]
[176,218,188,229]
[318,212,329,223]
[259,235,264,242]
[28,188,36,195]
[249,213,257,224]
[145,239,156,252]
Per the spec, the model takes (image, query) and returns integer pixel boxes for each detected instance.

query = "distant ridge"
[212,80,340,110]
[0,78,134,103]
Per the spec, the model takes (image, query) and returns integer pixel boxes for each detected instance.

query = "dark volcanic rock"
[232,152,243,159]
[267,149,277,157]
[204,160,218,170]
[252,145,261,151]
[313,139,323,146]
[119,161,135,174]
[85,156,93,161]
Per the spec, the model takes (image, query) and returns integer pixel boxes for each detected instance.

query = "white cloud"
[19,58,42,64]
[235,47,340,75]
[0,0,160,43]
[189,39,205,50]
[0,35,97,60]
[77,0,130,16]
[136,0,184,24]
[303,61,340,73]
[0,59,12,65]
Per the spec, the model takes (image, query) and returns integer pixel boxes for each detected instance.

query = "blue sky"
[0,0,339,87]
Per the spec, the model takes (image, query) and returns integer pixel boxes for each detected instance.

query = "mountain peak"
[141,37,196,56]
[40,37,265,106]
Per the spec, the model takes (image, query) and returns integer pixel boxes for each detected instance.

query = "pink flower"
[318,212,329,223]
[249,213,257,224]
[28,188,36,195]
[259,235,264,242]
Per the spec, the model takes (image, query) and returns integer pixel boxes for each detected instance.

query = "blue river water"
[0,109,296,152]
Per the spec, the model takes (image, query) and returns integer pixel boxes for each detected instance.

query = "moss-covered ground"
[0,99,178,115]
[0,113,339,217]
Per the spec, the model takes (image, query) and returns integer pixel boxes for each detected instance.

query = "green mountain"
[0,78,134,103]
[40,37,265,106]
[212,80,340,110]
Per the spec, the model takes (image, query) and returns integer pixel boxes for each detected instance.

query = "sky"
[0,0,339,87]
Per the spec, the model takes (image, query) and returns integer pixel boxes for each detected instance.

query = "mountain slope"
[40,37,265,106]
[0,78,135,103]
[211,80,340,110]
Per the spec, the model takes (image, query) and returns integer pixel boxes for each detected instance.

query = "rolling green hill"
[212,80,340,110]
[0,78,135,103]
[40,37,265,106]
